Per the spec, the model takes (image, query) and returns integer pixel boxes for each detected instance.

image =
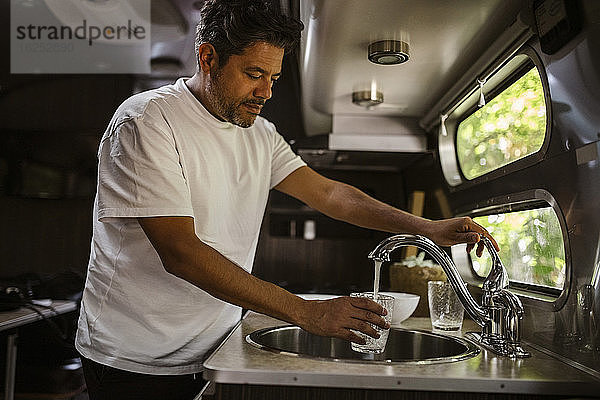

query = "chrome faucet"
[368,234,531,358]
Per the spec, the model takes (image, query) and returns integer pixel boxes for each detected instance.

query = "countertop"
[203,312,600,396]
[0,300,78,331]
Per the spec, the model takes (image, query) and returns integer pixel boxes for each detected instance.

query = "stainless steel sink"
[246,325,480,364]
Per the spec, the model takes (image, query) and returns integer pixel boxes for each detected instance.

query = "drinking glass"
[427,281,464,331]
[349,292,394,354]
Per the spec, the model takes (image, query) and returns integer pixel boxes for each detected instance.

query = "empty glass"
[427,281,464,331]
[349,292,394,354]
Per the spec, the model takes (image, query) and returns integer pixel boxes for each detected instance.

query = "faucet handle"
[480,235,509,293]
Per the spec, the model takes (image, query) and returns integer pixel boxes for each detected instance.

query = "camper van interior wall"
[533,0,583,54]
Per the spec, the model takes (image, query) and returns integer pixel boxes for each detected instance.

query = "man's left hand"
[423,217,499,257]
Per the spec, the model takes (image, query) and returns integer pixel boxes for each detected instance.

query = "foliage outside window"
[471,207,565,290]
[457,67,546,180]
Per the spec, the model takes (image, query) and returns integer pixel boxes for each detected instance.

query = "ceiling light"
[352,89,383,108]
[368,40,410,65]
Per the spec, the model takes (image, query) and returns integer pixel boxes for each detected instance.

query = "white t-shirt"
[75,78,306,375]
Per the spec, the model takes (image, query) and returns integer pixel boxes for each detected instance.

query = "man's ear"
[197,43,219,73]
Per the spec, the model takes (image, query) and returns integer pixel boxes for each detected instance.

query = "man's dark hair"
[195,0,304,68]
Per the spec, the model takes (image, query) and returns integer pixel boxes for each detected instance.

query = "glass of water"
[427,281,464,331]
[349,292,394,354]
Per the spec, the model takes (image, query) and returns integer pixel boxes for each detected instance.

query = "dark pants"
[81,356,206,400]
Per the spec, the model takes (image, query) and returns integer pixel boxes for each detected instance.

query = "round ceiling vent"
[368,40,410,65]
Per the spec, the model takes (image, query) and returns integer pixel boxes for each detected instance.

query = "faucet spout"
[368,234,488,326]
[369,233,531,358]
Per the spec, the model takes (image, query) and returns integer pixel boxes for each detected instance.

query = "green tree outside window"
[457,67,546,180]
[472,208,566,289]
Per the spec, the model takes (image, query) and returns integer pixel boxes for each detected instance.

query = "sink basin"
[246,326,480,364]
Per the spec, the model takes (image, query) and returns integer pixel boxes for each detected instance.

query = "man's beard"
[206,70,264,128]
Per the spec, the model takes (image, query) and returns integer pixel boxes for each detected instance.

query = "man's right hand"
[297,296,390,343]
[138,216,390,345]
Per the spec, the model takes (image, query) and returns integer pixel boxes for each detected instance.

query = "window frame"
[439,45,553,188]
[453,189,571,310]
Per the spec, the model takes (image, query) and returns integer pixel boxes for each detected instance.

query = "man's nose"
[254,78,273,100]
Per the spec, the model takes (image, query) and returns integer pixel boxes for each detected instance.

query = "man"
[76,1,497,399]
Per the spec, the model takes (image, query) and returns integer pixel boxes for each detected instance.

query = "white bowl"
[296,294,340,300]
[379,292,420,324]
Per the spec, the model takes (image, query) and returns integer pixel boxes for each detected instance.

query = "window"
[456,66,547,180]
[471,206,566,291]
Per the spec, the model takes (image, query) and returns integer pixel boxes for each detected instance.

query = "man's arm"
[138,216,389,343]
[275,166,498,255]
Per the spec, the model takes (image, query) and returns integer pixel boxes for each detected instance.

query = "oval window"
[471,206,566,291]
[456,66,547,180]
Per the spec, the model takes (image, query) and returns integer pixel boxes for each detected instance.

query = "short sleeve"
[268,125,306,189]
[97,116,194,221]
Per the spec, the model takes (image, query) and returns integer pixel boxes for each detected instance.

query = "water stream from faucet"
[373,260,382,300]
